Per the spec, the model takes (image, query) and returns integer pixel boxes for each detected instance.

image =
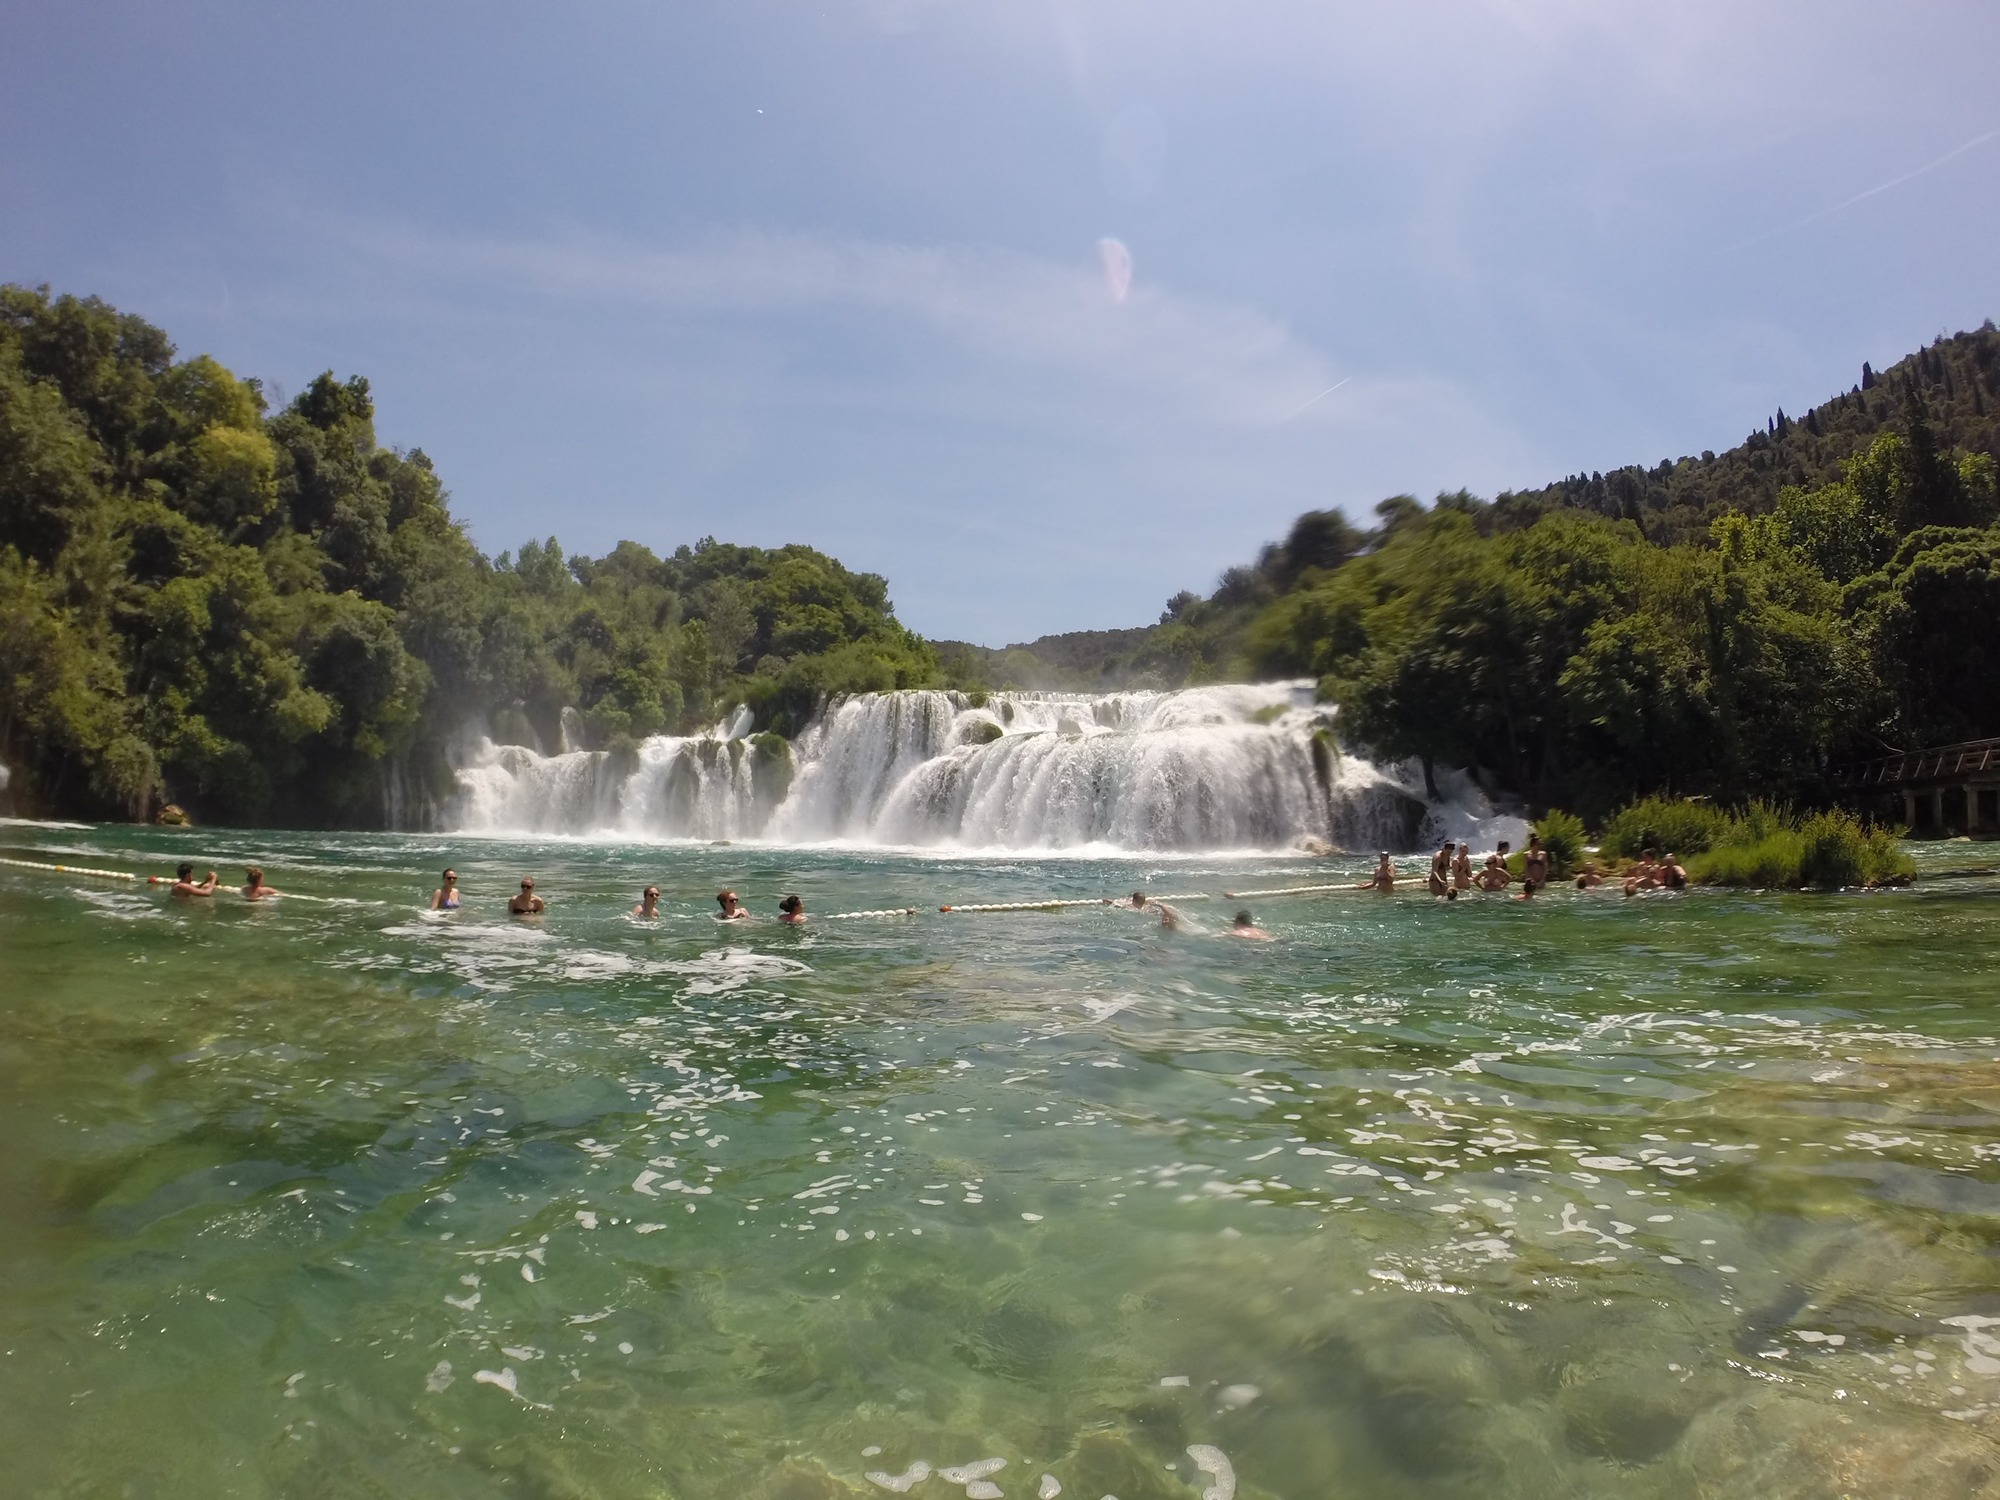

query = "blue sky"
[6,1,1999,644]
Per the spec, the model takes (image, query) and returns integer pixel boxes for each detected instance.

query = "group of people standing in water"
[428,869,809,924]
[168,841,1689,923]
[1360,834,1689,901]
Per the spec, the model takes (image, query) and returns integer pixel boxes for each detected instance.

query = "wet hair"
[716,890,737,907]
[1522,879,1539,896]
[441,868,456,882]
[1234,909,1254,926]
[177,862,193,881]
[779,894,803,915]
[1445,887,1459,900]
[245,866,263,885]
[643,886,659,899]
[1130,891,1147,905]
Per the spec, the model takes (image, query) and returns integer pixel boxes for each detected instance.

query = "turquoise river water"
[3,823,1999,1499]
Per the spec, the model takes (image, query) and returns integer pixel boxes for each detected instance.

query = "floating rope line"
[939,898,1115,913]
[820,907,920,919]
[1139,893,1213,903]
[1220,882,1365,899]
[0,854,143,881]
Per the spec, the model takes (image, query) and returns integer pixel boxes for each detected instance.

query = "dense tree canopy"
[0,286,937,824]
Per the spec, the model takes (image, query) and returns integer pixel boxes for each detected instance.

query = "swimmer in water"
[1476,853,1513,892]
[1429,839,1454,896]
[1660,852,1689,890]
[1452,842,1473,890]
[778,894,806,924]
[508,877,545,916]
[1575,860,1605,890]
[1514,878,1540,902]
[633,885,660,918]
[1359,851,1395,892]
[716,889,750,921]
[242,866,280,900]
[170,862,216,899]
[431,868,460,910]
[1623,849,1660,897]
[1228,908,1273,940]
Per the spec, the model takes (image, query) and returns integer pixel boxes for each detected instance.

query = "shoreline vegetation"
[1524,799,1914,891]
[3,284,1996,834]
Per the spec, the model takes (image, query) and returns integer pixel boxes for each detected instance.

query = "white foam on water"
[1185,1445,1235,1500]
[866,1460,933,1492]
[941,1458,1007,1483]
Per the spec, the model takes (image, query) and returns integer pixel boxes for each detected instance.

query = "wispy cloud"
[1726,124,2000,253]
[339,221,1340,429]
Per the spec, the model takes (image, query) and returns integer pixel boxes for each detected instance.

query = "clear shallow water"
[3,825,2000,1499]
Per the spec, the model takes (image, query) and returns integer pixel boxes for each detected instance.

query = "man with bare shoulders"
[1227,909,1272,940]
[633,886,660,918]
[170,862,216,899]
[1358,851,1395,892]
[509,877,545,916]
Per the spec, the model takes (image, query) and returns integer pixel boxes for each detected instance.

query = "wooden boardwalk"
[1835,737,2000,834]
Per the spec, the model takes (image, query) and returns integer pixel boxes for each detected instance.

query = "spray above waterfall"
[445,682,1516,853]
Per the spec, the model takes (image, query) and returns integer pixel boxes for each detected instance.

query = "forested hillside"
[0,287,939,825]
[953,330,2000,819]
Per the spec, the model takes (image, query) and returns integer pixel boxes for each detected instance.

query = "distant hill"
[1490,321,2000,542]
[955,321,2000,690]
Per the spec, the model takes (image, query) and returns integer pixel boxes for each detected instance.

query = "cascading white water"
[443,682,1506,853]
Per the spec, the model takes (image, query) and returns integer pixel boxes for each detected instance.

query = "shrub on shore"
[1598,799,1910,889]
[1533,809,1587,879]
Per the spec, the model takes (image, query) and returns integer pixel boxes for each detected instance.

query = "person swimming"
[170,862,216,898]
[431,868,460,910]
[508,877,545,916]
[1660,852,1689,890]
[778,894,807,924]
[1359,852,1395,892]
[242,866,280,901]
[716,890,750,921]
[633,885,660,918]
[1227,908,1273,939]
[1575,861,1605,890]
[1514,878,1540,902]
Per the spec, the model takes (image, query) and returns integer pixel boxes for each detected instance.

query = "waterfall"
[442,682,1507,853]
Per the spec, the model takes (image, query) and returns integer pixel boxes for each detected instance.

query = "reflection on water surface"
[2,827,1999,1498]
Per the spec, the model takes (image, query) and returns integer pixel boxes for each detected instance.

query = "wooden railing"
[1833,738,2000,789]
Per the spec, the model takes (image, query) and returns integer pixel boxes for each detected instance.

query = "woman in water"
[633,886,660,918]
[716,890,751,921]
[242,866,280,901]
[1358,852,1396,892]
[431,869,460,910]
[778,894,807,925]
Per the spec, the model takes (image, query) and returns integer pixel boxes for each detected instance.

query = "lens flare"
[1097,237,1133,303]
